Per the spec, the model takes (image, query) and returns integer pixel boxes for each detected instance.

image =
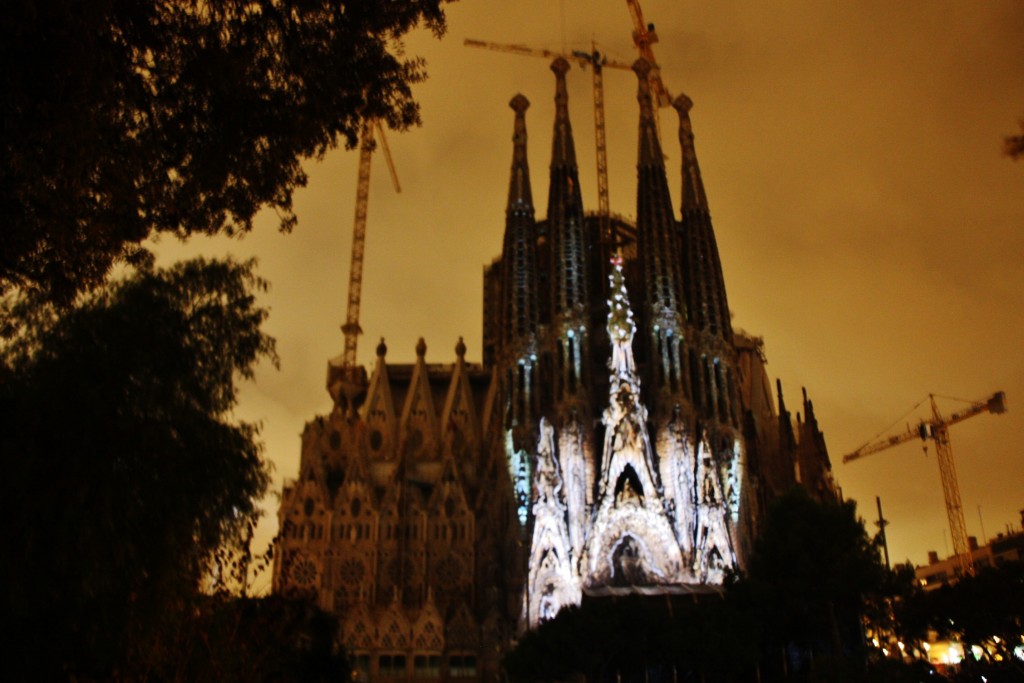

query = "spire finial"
[551,56,570,77]
[377,337,387,358]
[455,336,466,359]
[416,337,427,358]
[510,93,530,114]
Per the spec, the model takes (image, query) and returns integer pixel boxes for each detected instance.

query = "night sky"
[157,0,1024,593]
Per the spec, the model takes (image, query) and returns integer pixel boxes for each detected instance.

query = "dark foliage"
[164,594,351,682]
[504,593,760,683]
[0,0,448,302]
[0,258,275,680]
[740,489,887,675]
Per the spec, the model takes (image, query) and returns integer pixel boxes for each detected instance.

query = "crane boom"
[464,38,632,71]
[842,391,1007,578]
[843,392,1006,463]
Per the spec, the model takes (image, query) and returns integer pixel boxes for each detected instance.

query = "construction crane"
[625,0,673,108]
[843,391,1007,578]
[329,119,400,409]
[464,38,630,242]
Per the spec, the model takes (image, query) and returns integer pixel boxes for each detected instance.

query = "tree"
[739,489,887,680]
[503,594,759,683]
[0,0,448,302]
[0,257,276,679]
[164,595,352,682]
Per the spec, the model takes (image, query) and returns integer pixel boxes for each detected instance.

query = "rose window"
[290,556,317,586]
[339,558,366,585]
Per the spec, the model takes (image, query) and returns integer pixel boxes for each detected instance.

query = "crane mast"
[590,53,611,244]
[843,391,1007,578]
[330,118,400,409]
[339,120,375,371]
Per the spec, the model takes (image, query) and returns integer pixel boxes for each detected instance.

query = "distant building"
[273,57,837,681]
[916,509,1024,589]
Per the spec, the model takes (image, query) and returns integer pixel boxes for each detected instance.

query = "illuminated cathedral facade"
[273,57,837,680]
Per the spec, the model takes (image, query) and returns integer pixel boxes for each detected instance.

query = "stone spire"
[672,94,739,431]
[633,59,685,402]
[675,94,709,214]
[673,94,732,344]
[777,379,796,455]
[796,387,835,501]
[546,58,591,409]
[500,94,539,448]
[507,94,534,216]
[501,94,538,351]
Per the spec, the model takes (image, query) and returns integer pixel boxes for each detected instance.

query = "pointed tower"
[543,58,596,567]
[673,93,739,429]
[546,58,592,413]
[633,59,686,411]
[796,387,836,501]
[499,95,540,531]
[500,94,540,451]
[400,338,441,482]
[440,337,483,486]
[362,338,400,487]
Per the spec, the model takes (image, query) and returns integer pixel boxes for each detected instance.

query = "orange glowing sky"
[159,0,1024,592]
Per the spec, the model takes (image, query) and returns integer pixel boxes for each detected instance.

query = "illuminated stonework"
[521,259,747,627]
[524,418,580,623]
[586,259,684,589]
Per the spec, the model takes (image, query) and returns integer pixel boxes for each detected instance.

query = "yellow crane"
[625,0,673,107]
[843,391,1007,578]
[329,119,401,409]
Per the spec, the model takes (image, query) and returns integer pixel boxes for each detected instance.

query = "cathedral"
[272,57,837,682]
